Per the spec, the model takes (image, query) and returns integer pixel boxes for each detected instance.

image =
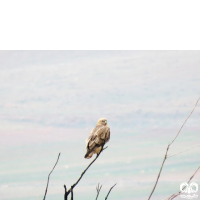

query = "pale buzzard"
[84,118,110,159]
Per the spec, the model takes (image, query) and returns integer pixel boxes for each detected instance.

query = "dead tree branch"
[166,164,200,200]
[95,183,102,200]
[148,145,170,200]
[105,183,117,200]
[169,97,200,146]
[70,186,73,200]
[64,146,108,199]
[43,152,61,200]
[148,97,200,200]
[64,185,67,200]
[167,143,200,158]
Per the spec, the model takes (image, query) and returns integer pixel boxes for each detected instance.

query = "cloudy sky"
[0,51,200,200]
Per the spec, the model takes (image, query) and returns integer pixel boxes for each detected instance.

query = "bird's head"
[97,118,107,126]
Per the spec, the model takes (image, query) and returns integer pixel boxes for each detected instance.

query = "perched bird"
[84,118,110,159]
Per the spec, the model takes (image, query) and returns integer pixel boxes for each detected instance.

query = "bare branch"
[166,164,200,200]
[169,97,200,146]
[167,144,200,158]
[64,185,67,200]
[70,186,73,200]
[148,97,200,200]
[65,146,107,197]
[43,153,61,200]
[105,183,117,200]
[95,183,102,200]
[103,146,108,151]
[148,145,170,200]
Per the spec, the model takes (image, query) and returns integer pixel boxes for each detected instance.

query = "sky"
[0,50,200,200]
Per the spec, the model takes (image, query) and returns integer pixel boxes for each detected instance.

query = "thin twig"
[105,183,117,200]
[95,183,102,200]
[167,144,200,158]
[169,97,200,147]
[65,146,107,197]
[103,146,108,151]
[43,153,61,200]
[148,97,200,200]
[166,164,200,200]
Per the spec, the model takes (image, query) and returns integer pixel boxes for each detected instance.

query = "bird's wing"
[86,125,106,150]
[100,126,110,143]
[85,128,94,144]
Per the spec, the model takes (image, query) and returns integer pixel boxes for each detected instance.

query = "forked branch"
[148,97,200,200]
[64,146,108,198]
[95,183,102,200]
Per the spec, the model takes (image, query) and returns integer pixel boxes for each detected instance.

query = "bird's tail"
[84,150,93,159]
